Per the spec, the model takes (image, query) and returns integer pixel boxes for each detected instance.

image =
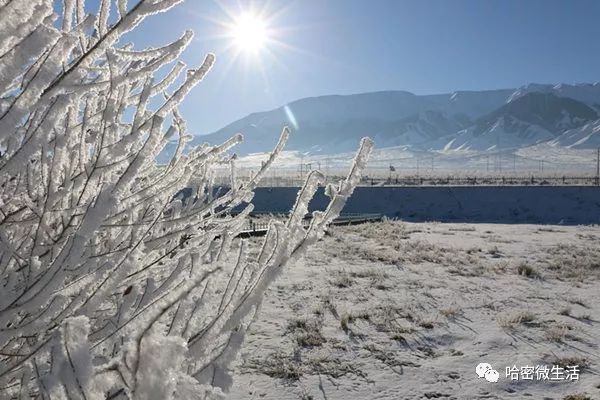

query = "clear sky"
[103,0,600,134]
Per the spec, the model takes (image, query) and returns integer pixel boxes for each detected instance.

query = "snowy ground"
[230,221,600,400]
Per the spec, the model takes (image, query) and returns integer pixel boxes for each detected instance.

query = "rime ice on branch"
[0,1,372,398]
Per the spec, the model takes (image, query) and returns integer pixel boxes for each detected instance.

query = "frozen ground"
[230,221,600,400]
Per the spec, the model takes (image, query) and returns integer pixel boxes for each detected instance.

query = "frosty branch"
[0,1,373,399]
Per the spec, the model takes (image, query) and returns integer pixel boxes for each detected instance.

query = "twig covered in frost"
[0,1,372,399]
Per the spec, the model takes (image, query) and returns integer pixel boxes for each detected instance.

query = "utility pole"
[498,152,502,173]
[596,148,599,186]
[271,167,274,188]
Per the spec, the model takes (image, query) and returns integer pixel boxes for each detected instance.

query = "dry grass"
[243,352,369,382]
[243,352,302,381]
[304,356,370,380]
[317,293,339,319]
[343,220,411,240]
[363,343,421,372]
[349,268,389,279]
[551,355,589,371]
[497,311,537,329]
[286,318,326,348]
[544,243,600,279]
[487,246,502,258]
[369,303,421,339]
[299,390,314,400]
[246,352,369,382]
[563,395,593,400]
[517,262,541,278]
[348,268,392,290]
[544,323,579,343]
[329,270,355,288]
[329,221,477,267]
[340,310,371,333]
[440,307,461,320]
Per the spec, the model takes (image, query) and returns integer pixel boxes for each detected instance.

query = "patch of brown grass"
[497,311,537,329]
[286,318,326,348]
[543,244,600,279]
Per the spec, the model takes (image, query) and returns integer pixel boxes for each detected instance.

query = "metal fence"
[359,175,600,186]
[211,147,600,187]
[215,175,600,187]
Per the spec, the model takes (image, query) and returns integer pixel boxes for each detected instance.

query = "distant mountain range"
[161,83,600,160]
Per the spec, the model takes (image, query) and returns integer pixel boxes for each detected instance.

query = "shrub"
[0,1,372,398]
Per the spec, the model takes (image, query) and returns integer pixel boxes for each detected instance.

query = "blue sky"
[96,0,600,133]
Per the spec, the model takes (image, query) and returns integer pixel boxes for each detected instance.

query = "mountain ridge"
[158,84,600,162]
[185,88,516,155]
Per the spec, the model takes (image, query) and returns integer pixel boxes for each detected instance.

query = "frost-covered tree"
[0,1,372,399]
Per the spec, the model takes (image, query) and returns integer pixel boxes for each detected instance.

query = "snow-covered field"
[231,221,600,399]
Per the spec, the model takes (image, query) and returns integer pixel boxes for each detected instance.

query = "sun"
[230,13,268,53]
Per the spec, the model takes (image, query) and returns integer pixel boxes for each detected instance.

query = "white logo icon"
[476,362,500,383]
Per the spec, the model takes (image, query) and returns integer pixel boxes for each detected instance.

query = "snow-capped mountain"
[182,89,514,155]
[158,83,600,162]
[507,83,600,109]
[478,92,597,134]
[440,92,599,151]
[438,118,556,152]
[550,120,600,148]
